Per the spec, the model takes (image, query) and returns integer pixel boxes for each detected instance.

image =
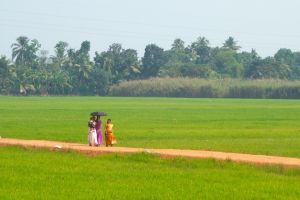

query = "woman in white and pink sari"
[88,117,98,146]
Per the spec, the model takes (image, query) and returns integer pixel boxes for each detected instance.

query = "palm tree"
[196,36,209,47]
[76,62,93,84]
[27,39,41,64]
[11,36,30,65]
[0,56,16,94]
[11,36,41,66]
[223,36,241,51]
[171,38,185,50]
[191,36,211,64]
[51,41,69,68]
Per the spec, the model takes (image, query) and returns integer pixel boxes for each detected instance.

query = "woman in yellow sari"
[105,119,117,147]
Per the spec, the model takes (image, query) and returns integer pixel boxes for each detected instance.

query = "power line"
[1,9,300,56]
[1,8,300,39]
[0,18,179,39]
[1,22,299,51]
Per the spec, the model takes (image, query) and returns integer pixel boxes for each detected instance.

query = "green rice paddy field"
[1,146,300,200]
[1,96,300,199]
[1,96,300,157]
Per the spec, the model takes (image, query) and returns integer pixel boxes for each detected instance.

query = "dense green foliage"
[1,36,300,95]
[109,78,300,98]
[1,146,300,200]
[1,96,300,157]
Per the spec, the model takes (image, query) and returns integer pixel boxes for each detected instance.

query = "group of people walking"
[88,116,117,147]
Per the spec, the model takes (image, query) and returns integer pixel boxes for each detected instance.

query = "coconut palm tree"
[51,41,69,68]
[0,56,16,94]
[223,36,241,51]
[11,36,30,65]
[11,36,41,66]
[191,36,211,64]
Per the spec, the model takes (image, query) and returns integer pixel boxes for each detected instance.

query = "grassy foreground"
[1,96,300,157]
[0,146,300,200]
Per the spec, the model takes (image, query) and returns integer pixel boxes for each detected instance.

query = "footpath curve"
[1,138,300,168]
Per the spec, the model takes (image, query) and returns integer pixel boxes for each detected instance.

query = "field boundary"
[1,138,300,167]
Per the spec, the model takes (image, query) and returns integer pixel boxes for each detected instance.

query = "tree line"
[1,36,300,95]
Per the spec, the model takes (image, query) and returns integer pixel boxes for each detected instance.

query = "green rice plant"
[1,146,300,200]
[1,96,300,157]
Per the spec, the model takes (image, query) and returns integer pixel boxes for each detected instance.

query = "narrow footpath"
[1,138,300,168]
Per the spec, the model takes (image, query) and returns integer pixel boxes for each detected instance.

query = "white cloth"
[88,128,98,146]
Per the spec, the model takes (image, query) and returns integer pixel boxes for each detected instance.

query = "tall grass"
[109,78,300,99]
[1,146,300,200]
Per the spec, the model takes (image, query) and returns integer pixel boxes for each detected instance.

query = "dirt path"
[1,137,300,168]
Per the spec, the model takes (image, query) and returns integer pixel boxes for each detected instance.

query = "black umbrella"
[90,111,107,116]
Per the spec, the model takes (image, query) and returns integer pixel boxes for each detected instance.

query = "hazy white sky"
[1,0,300,58]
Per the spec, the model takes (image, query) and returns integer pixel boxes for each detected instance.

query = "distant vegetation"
[109,78,300,98]
[1,36,300,97]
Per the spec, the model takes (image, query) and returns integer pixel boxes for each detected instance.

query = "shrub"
[109,78,300,99]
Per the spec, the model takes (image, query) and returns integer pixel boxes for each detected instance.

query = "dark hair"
[107,119,111,123]
[88,120,95,128]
